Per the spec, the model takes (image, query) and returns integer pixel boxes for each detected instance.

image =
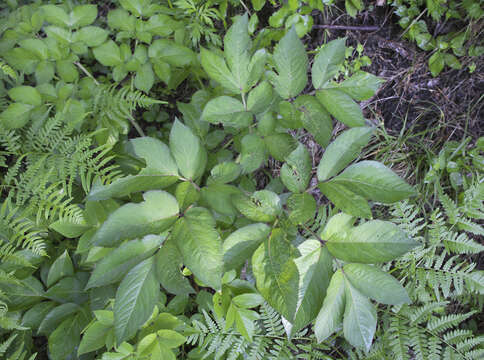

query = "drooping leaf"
[252,229,299,320]
[314,269,345,342]
[326,220,419,263]
[317,126,374,181]
[312,38,346,89]
[170,119,207,180]
[317,89,365,127]
[91,191,179,247]
[343,277,377,351]
[47,250,74,287]
[223,223,271,271]
[114,257,159,345]
[173,207,223,290]
[330,160,417,203]
[343,263,410,305]
[268,27,308,99]
[86,235,163,289]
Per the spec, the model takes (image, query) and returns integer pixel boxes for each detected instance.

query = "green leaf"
[321,213,355,241]
[429,51,444,77]
[41,5,70,27]
[49,219,90,238]
[223,223,271,271]
[38,303,81,335]
[287,193,316,225]
[108,8,135,32]
[317,127,374,181]
[201,48,240,94]
[119,0,150,17]
[252,0,266,11]
[208,162,241,185]
[317,89,365,127]
[135,62,155,93]
[155,238,194,295]
[56,60,79,82]
[114,257,159,345]
[48,313,88,360]
[173,207,223,290]
[224,14,251,92]
[21,302,57,330]
[0,103,33,129]
[78,321,111,355]
[240,134,266,173]
[71,5,98,27]
[314,269,345,343]
[319,181,372,219]
[343,263,410,305]
[268,27,308,99]
[264,133,297,162]
[175,181,200,211]
[312,38,346,89]
[232,293,265,308]
[247,49,267,88]
[8,86,42,106]
[149,40,195,67]
[91,191,179,247]
[170,119,206,180]
[252,229,299,320]
[88,137,179,200]
[233,190,282,222]
[291,240,333,335]
[202,96,252,129]
[336,72,384,101]
[93,40,123,66]
[327,220,419,263]
[200,184,241,218]
[330,160,417,203]
[45,276,87,304]
[247,81,273,114]
[157,329,187,349]
[47,251,74,287]
[294,95,333,148]
[280,143,312,193]
[86,235,163,289]
[343,277,377,351]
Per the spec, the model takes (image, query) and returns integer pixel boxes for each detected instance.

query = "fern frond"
[0,59,17,80]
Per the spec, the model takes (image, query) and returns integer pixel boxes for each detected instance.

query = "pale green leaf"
[287,193,316,225]
[201,48,240,93]
[224,14,251,92]
[47,250,74,287]
[317,88,365,127]
[294,95,333,148]
[78,321,111,355]
[93,40,122,66]
[280,143,312,193]
[312,38,346,89]
[233,190,282,222]
[8,86,42,106]
[335,72,384,101]
[202,96,252,129]
[319,181,372,219]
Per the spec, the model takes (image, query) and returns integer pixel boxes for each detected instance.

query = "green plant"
[389,0,484,76]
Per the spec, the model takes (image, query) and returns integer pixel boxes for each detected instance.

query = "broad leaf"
[202,96,252,128]
[8,86,42,106]
[47,250,74,287]
[264,133,297,162]
[93,40,122,66]
[224,14,251,92]
[173,207,223,290]
[149,40,195,67]
[114,257,159,344]
[87,137,179,200]
[294,95,333,148]
[327,220,419,263]
[155,238,194,295]
[343,263,410,305]
[331,160,417,203]
[48,313,89,360]
[78,321,111,355]
[317,89,365,127]
[291,240,332,335]
[91,191,179,247]
[86,235,163,289]
[170,119,206,180]
[240,134,266,173]
[252,229,299,320]
[312,38,346,89]
[247,81,273,114]
[343,278,377,351]
[317,126,374,181]
[314,269,345,342]
[280,143,312,193]
[223,223,271,271]
[201,48,239,93]
[38,303,81,335]
[233,190,282,222]
[287,193,316,225]
[319,181,372,219]
[268,27,308,99]
[336,72,384,101]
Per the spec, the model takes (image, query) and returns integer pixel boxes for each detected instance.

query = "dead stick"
[313,25,380,31]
